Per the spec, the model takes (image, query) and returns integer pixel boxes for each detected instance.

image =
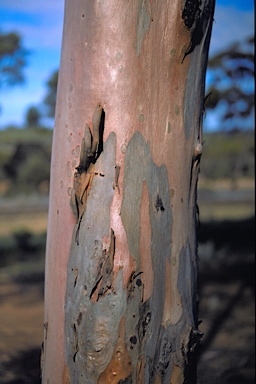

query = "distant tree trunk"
[42,1,215,383]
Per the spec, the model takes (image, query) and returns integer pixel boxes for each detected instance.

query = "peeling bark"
[42,0,215,383]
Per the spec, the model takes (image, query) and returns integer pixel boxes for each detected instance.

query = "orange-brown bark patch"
[154,373,162,384]
[162,257,182,326]
[170,364,184,384]
[136,358,145,382]
[97,317,132,383]
[62,363,71,384]
[162,257,173,326]
[139,181,154,301]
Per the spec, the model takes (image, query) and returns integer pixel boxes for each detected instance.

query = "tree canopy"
[0,31,27,87]
[25,106,42,127]
[205,36,254,131]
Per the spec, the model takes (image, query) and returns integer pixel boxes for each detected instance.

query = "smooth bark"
[42,1,215,383]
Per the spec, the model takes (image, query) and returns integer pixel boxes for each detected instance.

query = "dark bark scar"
[90,228,116,301]
[114,165,121,193]
[181,0,214,62]
[44,321,48,340]
[72,323,79,362]
[70,103,105,245]
[155,194,165,212]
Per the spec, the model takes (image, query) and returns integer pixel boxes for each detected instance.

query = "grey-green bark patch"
[183,0,215,138]
[121,131,172,265]
[139,246,198,381]
[136,0,151,55]
[175,105,180,116]
[65,133,127,384]
[170,48,176,58]
[170,188,175,198]
[121,143,127,154]
[138,113,145,122]
[115,51,122,62]
[177,243,197,327]
[167,121,171,133]
[65,130,198,382]
[121,131,174,381]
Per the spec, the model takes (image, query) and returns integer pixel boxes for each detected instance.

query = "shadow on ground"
[198,216,255,255]
[0,216,254,383]
[0,348,41,384]
[197,215,255,384]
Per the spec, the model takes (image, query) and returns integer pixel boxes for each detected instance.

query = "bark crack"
[182,0,214,62]
[90,228,116,302]
[70,103,105,245]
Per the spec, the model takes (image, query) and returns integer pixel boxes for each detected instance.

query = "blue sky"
[0,0,254,129]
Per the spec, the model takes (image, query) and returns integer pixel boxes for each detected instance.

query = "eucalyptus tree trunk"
[42,0,215,383]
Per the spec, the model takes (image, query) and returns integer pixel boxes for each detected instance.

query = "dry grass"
[0,204,253,238]
[0,195,254,238]
[199,202,254,221]
[0,212,48,237]
[198,177,255,191]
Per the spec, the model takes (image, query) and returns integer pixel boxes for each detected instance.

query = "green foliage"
[17,152,50,189]
[0,31,28,87]
[0,127,52,195]
[200,131,254,180]
[3,142,51,194]
[0,230,46,267]
[205,36,254,130]
[0,146,11,180]
[0,125,52,144]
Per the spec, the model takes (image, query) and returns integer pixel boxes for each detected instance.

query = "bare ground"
[0,216,254,383]
[0,275,44,384]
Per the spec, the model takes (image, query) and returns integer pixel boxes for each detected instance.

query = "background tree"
[25,105,41,128]
[43,69,58,118]
[199,130,254,183]
[0,31,27,87]
[42,1,215,383]
[205,36,254,131]
[3,142,50,194]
